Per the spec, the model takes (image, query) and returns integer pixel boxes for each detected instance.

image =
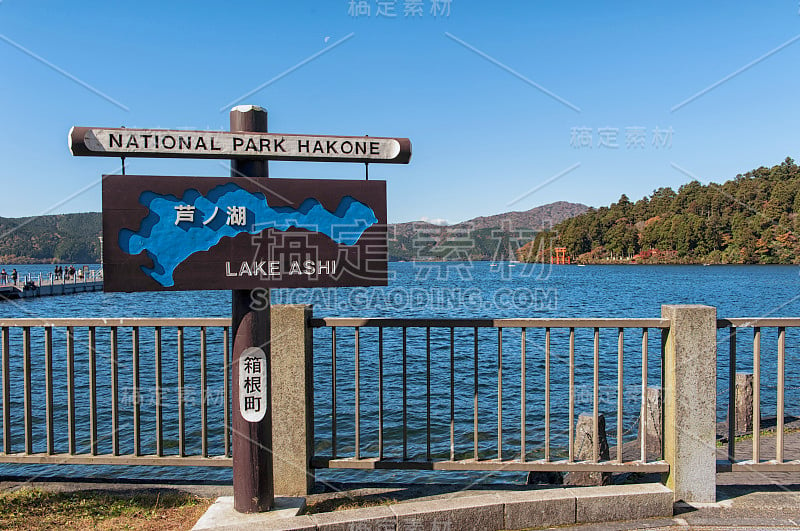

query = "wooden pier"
[0,276,103,300]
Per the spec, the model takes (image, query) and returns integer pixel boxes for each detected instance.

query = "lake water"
[0,262,799,485]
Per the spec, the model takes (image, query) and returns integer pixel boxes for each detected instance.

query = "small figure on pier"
[0,269,6,284]
[11,269,17,285]
[54,265,61,280]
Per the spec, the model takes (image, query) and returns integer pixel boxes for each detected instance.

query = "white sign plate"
[69,126,411,164]
[238,347,268,423]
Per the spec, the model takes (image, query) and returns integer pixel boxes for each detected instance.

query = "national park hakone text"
[107,132,382,156]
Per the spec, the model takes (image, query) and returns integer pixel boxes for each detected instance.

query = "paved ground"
[4,477,797,529]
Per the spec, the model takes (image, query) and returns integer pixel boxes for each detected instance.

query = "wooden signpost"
[70,105,411,513]
[229,106,272,513]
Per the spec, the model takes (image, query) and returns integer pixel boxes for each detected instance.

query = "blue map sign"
[102,175,387,292]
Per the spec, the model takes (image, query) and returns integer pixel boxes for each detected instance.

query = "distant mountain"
[389,201,589,261]
[0,201,588,264]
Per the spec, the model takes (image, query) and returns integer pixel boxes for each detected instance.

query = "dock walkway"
[0,274,103,300]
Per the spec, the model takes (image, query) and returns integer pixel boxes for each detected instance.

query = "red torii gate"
[552,247,570,265]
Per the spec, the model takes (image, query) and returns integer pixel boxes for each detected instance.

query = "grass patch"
[0,487,212,530]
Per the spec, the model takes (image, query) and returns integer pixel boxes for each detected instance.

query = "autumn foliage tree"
[518,157,800,264]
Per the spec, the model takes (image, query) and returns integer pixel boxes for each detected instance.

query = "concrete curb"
[192,496,307,530]
[192,483,672,530]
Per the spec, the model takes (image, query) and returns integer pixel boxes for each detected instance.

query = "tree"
[518,157,800,264]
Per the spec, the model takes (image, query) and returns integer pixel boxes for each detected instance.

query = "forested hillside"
[0,213,101,263]
[518,158,800,264]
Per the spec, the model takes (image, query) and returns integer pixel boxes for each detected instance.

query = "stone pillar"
[564,413,611,486]
[270,304,315,495]
[638,387,662,460]
[734,373,754,435]
[661,305,717,503]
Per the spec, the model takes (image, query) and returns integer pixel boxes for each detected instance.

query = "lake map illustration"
[119,182,378,287]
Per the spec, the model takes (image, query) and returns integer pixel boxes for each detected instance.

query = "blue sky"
[1,1,799,224]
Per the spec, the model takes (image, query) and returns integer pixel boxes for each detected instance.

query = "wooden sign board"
[102,175,387,292]
[71,127,411,164]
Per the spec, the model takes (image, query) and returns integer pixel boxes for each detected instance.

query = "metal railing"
[9,311,796,480]
[310,318,670,474]
[717,318,800,472]
[0,318,231,467]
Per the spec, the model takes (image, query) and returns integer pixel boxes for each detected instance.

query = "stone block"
[503,488,575,529]
[569,483,673,523]
[564,413,611,486]
[735,372,754,434]
[251,516,317,531]
[391,494,504,531]
[638,386,663,459]
[312,505,395,530]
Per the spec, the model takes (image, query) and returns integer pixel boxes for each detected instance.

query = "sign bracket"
[120,126,126,175]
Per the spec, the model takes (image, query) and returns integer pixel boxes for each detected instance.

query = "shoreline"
[4,259,800,267]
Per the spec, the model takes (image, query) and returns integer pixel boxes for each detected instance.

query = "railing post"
[661,304,717,503]
[270,304,314,495]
